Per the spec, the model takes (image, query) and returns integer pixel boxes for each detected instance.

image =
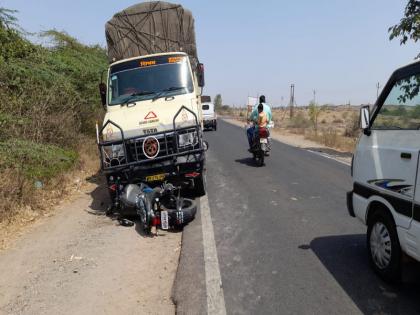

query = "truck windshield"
[108,55,194,105]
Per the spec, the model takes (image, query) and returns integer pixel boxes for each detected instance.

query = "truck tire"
[214,122,217,131]
[367,210,402,283]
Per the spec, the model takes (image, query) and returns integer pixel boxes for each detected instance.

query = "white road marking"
[201,195,227,315]
[306,149,351,166]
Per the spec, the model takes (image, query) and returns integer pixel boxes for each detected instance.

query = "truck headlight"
[178,131,198,147]
[104,144,125,159]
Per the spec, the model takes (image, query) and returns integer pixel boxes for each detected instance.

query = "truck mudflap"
[97,106,206,173]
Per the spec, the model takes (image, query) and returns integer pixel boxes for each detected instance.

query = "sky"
[1,0,419,106]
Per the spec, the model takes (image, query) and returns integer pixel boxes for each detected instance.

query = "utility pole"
[376,82,381,99]
[289,84,295,118]
[313,89,316,105]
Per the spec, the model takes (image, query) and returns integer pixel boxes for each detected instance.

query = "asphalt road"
[176,120,420,315]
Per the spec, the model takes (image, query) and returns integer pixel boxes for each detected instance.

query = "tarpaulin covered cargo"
[105,1,198,67]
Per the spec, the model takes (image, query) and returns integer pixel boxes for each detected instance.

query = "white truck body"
[103,52,202,140]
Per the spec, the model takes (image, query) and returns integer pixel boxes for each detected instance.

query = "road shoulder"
[172,198,207,315]
[0,181,180,315]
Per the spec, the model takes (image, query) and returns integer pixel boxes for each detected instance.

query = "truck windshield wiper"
[152,86,186,102]
[121,91,155,105]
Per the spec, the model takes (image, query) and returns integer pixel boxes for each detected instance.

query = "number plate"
[260,138,268,144]
[161,211,169,230]
[145,173,165,182]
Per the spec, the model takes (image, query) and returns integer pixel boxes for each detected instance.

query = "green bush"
[0,139,77,180]
[0,22,108,146]
[0,9,108,220]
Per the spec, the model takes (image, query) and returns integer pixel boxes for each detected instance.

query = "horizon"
[3,0,418,106]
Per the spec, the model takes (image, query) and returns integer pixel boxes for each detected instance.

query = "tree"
[308,101,323,134]
[0,8,18,29]
[389,0,420,57]
[214,94,222,111]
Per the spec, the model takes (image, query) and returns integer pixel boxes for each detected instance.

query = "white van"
[202,102,217,131]
[348,60,420,282]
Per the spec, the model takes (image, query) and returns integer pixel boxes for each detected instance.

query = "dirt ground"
[0,179,181,315]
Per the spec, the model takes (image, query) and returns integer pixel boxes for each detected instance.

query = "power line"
[289,84,295,118]
[376,82,381,99]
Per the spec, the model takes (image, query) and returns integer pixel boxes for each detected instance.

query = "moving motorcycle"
[250,127,270,167]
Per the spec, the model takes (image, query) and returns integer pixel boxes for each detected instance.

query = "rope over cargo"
[105,1,198,68]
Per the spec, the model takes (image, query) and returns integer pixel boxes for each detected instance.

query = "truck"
[97,1,207,212]
[347,59,420,282]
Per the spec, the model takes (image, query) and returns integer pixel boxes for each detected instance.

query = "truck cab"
[348,60,420,282]
[97,52,207,209]
[202,102,217,131]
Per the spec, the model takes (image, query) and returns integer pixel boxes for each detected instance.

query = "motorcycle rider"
[247,95,272,150]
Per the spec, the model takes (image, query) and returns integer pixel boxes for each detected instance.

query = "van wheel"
[367,211,402,283]
[214,123,217,131]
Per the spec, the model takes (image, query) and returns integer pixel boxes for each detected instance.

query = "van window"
[372,74,420,130]
[202,104,210,110]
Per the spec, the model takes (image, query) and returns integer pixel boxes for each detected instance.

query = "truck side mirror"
[99,83,107,107]
[197,63,205,87]
[360,105,370,134]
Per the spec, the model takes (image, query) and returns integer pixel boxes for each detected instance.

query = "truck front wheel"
[193,172,206,197]
[367,210,402,283]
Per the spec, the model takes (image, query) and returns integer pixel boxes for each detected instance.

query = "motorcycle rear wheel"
[257,154,264,167]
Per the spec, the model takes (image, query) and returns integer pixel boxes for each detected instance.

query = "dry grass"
[0,137,100,249]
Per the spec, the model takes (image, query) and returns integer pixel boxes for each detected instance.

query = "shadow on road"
[235,157,259,167]
[308,234,420,315]
[87,185,109,214]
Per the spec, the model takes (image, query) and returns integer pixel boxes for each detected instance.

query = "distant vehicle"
[348,59,420,282]
[202,102,217,130]
[97,2,207,215]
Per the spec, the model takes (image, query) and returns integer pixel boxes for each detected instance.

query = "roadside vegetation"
[0,8,108,225]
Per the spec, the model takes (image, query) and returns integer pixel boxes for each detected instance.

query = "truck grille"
[127,134,175,161]
[126,128,200,162]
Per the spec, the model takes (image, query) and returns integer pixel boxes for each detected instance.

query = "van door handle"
[401,152,412,159]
